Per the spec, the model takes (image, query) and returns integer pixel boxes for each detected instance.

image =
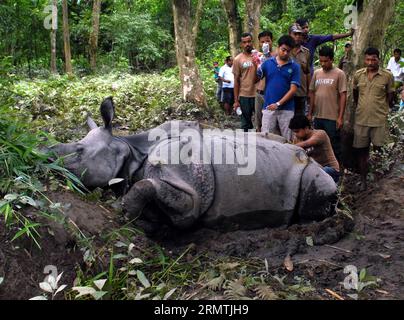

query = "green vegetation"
[2,0,402,76]
[0,109,83,247]
[1,0,403,301]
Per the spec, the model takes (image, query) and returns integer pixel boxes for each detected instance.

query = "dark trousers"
[294,96,307,116]
[239,97,255,132]
[323,166,340,183]
[314,118,341,162]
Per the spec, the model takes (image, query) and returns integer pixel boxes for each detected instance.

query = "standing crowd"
[213,18,402,190]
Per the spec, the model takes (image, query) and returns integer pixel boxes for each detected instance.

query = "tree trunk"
[221,0,241,58]
[351,0,395,68]
[62,0,73,74]
[341,0,395,170]
[192,0,205,42]
[89,0,101,71]
[244,0,262,49]
[172,0,207,108]
[50,0,58,74]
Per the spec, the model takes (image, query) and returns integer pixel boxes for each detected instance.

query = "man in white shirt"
[386,48,404,88]
[219,56,235,115]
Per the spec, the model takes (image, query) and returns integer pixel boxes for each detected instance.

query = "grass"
[0,103,87,248]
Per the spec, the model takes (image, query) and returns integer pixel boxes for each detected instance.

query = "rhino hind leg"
[122,178,201,231]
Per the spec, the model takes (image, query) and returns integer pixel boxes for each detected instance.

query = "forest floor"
[0,115,403,300]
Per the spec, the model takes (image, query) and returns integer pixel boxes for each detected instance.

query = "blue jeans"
[323,166,340,183]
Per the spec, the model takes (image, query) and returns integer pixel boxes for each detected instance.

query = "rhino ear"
[100,97,115,132]
[87,116,98,131]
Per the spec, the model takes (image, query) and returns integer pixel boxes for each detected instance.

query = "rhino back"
[202,133,310,230]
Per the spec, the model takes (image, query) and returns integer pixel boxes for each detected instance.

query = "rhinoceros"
[49,97,337,232]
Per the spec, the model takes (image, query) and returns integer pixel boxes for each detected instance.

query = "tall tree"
[62,0,72,74]
[351,0,395,68]
[244,0,262,49]
[172,0,207,108]
[221,0,241,58]
[89,0,101,71]
[192,0,205,41]
[50,0,58,74]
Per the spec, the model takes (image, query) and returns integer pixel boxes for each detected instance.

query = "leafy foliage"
[7,69,226,142]
[0,102,85,247]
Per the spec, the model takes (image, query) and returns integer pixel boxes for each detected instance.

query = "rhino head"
[49,97,132,189]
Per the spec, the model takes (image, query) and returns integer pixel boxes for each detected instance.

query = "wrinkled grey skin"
[49,97,337,232]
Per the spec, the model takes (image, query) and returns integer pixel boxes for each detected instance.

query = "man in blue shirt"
[258,35,301,141]
[296,18,354,75]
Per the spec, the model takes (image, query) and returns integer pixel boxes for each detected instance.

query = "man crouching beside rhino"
[47,97,337,233]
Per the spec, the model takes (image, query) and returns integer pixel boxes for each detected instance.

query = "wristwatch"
[276,102,281,107]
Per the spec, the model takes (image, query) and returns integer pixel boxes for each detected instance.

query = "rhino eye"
[76,146,84,153]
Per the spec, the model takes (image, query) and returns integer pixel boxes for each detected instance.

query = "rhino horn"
[100,96,115,132]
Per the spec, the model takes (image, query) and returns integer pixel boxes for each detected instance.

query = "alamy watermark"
[344,4,359,30]
[43,3,57,30]
[147,123,258,176]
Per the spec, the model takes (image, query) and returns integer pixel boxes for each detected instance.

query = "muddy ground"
[163,160,404,300]
[0,155,403,300]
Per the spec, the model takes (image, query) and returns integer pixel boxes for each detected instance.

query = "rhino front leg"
[122,178,200,230]
[122,179,157,221]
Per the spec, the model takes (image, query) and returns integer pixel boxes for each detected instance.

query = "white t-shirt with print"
[387,57,404,81]
[219,64,234,89]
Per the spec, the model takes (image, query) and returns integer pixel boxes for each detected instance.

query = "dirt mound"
[0,190,118,300]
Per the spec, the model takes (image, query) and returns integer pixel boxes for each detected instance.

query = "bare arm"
[308,90,315,120]
[337,91,347,129]
[279,84,298,106]
[219,76,230,83]
[333,29,354,40]
[296,135,320,149]
[306,73,311,101]
[233,77,240,110]
[267,84,298,110]
[267,84,298,111]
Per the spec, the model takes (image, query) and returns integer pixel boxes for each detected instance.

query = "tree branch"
[192,0,205,42]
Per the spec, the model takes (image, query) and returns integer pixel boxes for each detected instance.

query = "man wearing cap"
[296,18,354,75]
[289,24,311,116]
[338,42,352,72]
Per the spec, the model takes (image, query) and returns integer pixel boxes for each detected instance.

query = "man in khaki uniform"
[352,47,394,190]
[289,24,311,115]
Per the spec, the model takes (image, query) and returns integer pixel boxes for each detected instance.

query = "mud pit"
[1,160,403,300]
